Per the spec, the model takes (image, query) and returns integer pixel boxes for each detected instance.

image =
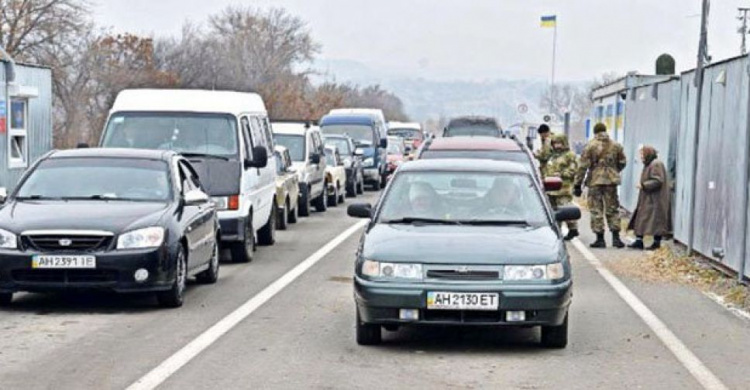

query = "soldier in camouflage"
[534,124,552,171]
[543,134,579,240]
[574,123,627,248]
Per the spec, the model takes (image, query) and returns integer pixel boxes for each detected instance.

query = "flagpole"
[551,22,557,86]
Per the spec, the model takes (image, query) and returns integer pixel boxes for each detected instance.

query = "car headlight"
[0,228,17,249]
[361,260,422,280]
[363,157,374,167]
[503,263,565,281]
[117,227,165,250]
[211,195,239,211]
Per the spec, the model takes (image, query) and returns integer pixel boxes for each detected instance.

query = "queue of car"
[346,115,581,349]
[0,88,393,309]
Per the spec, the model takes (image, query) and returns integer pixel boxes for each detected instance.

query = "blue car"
[319,114,388,190]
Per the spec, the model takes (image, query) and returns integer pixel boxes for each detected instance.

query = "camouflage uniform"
[575,131,626,233]
[535,136,553,171]
[543,134,578,230]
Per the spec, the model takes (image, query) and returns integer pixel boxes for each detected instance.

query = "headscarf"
[641,145,658,166]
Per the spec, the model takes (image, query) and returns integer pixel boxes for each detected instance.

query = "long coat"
[628,159,672,236]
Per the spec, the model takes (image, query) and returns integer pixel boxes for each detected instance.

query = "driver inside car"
[477,176,526,220]
[407,181,443,218]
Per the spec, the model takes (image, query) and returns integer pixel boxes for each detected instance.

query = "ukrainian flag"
[541,15,557,28]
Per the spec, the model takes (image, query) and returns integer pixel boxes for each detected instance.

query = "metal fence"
[619,55,750,278]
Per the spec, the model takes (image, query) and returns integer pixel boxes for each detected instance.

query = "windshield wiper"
[16,195,59,200]
[459,220,531,226]
[181,152,230,161]
[384,217,462,225]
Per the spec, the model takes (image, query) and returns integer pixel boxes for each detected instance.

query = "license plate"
[32,255,96,269]
[427,292,499,311]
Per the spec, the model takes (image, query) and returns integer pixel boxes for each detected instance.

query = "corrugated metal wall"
[621,80,680,212]
[0,64,53,190]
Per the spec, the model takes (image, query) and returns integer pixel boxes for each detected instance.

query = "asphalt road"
[1,190,749,390]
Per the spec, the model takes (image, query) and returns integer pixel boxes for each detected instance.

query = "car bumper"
[219,215,246,242]
[362,168,381,183]
[0,247,177,294]
[354,277,572,326]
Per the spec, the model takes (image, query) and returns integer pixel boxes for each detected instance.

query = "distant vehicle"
[347,159,580,347]
[324,134,364,197]
[99,89,276,264]
[387,121,425,152]
[272,121,329,216]
[321,109,388,190]
[416,136,542,183]
[386,135,406,178]
[324,146,347,207]
[0,148,220,308]
[273,146,300,230]
[444,116,502,137]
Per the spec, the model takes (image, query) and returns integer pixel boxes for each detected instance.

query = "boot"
[646,240,661,251]
[611,231,625,249]
[563,229,579,241]
[628,239,644,250]
[590,233,606,248]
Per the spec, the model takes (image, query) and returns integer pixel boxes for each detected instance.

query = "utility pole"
[738,7,750,54]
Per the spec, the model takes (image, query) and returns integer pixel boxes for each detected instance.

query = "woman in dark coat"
[628,146,672,250]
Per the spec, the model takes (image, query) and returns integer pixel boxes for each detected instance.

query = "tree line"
[0,1,409,148]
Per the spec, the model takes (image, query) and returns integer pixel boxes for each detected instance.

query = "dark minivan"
[320,114,388,190]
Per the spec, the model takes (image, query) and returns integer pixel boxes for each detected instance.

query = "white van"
[99,89,277,263]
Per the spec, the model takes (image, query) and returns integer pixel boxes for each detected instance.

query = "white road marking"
[126,220,368,390]
[571,238,728,390]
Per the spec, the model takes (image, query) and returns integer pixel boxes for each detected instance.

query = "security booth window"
[9,99,28,169]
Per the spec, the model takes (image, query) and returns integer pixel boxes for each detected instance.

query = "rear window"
[388,128,423,140]
[421,149,528,164]
[444,127,501,137]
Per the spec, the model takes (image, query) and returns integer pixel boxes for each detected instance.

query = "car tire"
[346,180,356,198]
[299,187,312,217]
[380,174,388,189]
[338,183,345,204]
[356,177,364,195]
[0,292,12,307]
[157,246,187,308]
[356,308,382,345]
[314,186,328,212]
[257,207,276,246]
[371,179,381,191]
[541,313,568,349]
[230,216,254,263]
[327,185,338,207]
[196,238,220,284]
[288,200,299,224]
[277,200,289,231]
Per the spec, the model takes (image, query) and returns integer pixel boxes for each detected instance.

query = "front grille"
[426,270,500,281]
[22,235,112,253]
[423,310,504,323]
[12,269,118,284]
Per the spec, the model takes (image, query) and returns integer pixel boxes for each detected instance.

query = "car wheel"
[196,238,220,284]
[380,174,388,189]
[157,246,187,308]
[257,207,276,246]
[277,200,289,231]
[230,216,254,263]
[338,183,345,204]
[288,200,299,224]
[356,177,364,194]
[314,185,328,212]
[356,307,382,345]
[371,179,381,191]
[541,313,568,349]
[0,292,13,307]
[346,180,356,198]
[327,184,338,207]
[299,187,311,217]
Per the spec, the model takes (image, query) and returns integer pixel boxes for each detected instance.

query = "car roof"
[272,122,318,135]
[426,136,522,151]
[399,158,529,174]
[329,108,385,120]
[319,114,376,126]
[447,116,501,129]
[49,148,175,161]
[388,121,422,130]
[274,145,288,154]
[111,89,266,116]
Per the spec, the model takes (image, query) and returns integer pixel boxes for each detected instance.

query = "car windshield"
[321,124,375,145]
[421,149,528,164]
[389,128,423,140]
[377,171,548,225]
[325,150,336,166]
[16,158,171,201]
[102,112,239,158]
[274,134,306,162]
[325,138,351,155]
[445,127,501,137]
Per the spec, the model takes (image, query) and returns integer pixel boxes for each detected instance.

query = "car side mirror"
[347,203,373,219]
[310,153,321,164]
[555,206,581,222]
[354,148,364,156]
[379,138,388,148]
[245,146,268,169]
[183,189,209,206]
[0,187,7,204]
[543,177,563,192]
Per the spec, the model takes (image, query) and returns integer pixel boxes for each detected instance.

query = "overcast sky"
[94,0,746,82]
